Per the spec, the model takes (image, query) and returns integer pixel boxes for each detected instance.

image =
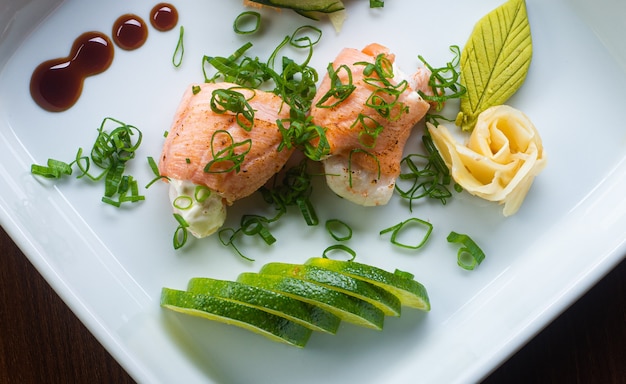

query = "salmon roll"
[310,43,430,206]
[159,82,292,237]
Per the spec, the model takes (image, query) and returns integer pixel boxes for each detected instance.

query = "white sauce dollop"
[168,179,226,238]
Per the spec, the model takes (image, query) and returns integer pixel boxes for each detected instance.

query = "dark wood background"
[1,226,624,383]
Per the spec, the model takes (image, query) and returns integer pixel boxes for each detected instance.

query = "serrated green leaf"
[457,0,532,131]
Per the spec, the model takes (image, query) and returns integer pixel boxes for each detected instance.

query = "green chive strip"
[447,231,485,270]
[145,156,169,188]
[209,88,255,131]
[417,45,466,113]
[380,218,433,250]
[204,130,252,174]
[322,244,357,261]
[31,117,145,208]
[218,228,255,262]
[233,11,261,35]
[194,185,212,203]
[173,213,190,250]
[325,219,352,242]
[172,26,184,67]
[314,63,355,109]
[173,195,193,210]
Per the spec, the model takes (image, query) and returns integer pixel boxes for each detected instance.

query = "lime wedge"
[160,288,312,347]
[186,278,340,334]
[259,263,402,316]
[305,257,431,311]
[237,272,385,330]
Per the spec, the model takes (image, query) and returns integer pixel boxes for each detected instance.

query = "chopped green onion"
[233,11,261,35]
[260,158,318,225]
[30,159,72,179]
[192,85,201,95]
[352,114,384,149]
[173,195,193,210]
[289,25,322,48]
[204,130,252,174]
[31,117,145,208]
[102,176,145,207]
[417,45,466,113]
[172,26,184,67]
[296,196,318,226]
[145,156,169,188]
[194,185,212,203]
[370,0,384,8]
[218,227,255,261]
[241,215,276,245]
[173,213,189,250]
[396,132,460,210]
[315,63,356,109]
[447,231,485,270]
[380,218,433,250]
[322,244,357,261]
[209,88,255,131]
[325,219,352,242]
[364,82,409,121]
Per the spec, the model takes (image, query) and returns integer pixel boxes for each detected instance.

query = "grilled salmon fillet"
[160,82,292,203]
[310,43,430,206]
[159,82,292,237]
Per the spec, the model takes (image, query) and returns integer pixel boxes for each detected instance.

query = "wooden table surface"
[1,226,624,384]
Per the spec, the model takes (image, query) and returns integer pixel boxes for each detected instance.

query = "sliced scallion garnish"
[145,156,169,188]
[31,117,145,207]
[322,244,357,261]
[380,218,433,250]
[209,88,256,131]
[417,45,466,114]
[447,231,485,270]
[314,63,355,109]
[233,11,261,35]
[172,26,184,67]
[194,185,212,203]
[173,195,193,210]
[325,219,352,242]
[203,130,252,174]
[173,213,190,250]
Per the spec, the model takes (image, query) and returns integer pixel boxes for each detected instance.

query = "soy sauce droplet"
[112,14,148,50]
[150,3,178,32]
[30,31,114,112]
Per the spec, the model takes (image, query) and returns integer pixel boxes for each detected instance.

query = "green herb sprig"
[31,117,145,207]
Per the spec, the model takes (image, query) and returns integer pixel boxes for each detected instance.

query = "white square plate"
[1,0,625,383]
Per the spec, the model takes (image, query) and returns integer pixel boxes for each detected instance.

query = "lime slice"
[186,278,340,334]
[237,272,385,330]
[160,288,312,347]
[305,257,431,311]
[259,263,401,317]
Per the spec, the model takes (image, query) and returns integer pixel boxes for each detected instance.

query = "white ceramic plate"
[1,0,625,383]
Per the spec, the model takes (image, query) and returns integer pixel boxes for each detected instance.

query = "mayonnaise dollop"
[427,105,546,216]
[168,179,226,238]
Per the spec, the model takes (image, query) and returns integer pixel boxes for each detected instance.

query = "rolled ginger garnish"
[427,104,546,216]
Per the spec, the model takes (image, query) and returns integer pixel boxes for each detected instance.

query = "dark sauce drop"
[30,31,114,112]
[30,3,179,112]
[150,3,178,32]
[112,14,148,50]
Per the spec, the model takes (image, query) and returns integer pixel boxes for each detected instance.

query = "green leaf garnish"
[457,0,532,131]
